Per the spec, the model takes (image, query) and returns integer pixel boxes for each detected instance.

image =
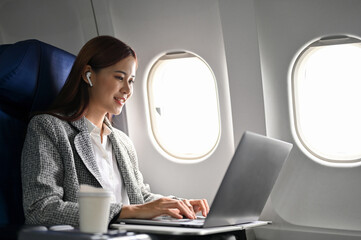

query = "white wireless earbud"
[86,72,93,87]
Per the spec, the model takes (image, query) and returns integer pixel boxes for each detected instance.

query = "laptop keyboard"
[153,215,205,226]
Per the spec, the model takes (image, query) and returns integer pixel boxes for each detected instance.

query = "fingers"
[164,208,183,219]
[175,199,196,219]
[189,199,210,217]
[203,199,210,216]
[129,198,208,220]
[158,198,196,219]
[197,199,207,216]
[182,199,196,218]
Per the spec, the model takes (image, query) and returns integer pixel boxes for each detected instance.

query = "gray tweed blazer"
[21,114,164,227]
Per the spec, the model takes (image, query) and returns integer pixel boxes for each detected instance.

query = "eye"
[129,79,135,85]
[115,75,124,80]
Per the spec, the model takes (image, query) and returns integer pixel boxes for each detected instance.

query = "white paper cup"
[78,191,112,234]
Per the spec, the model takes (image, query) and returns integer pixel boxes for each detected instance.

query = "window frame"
[146,51,221,161]
[290,35,361,166]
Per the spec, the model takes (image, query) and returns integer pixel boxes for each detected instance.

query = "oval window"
[147,52,220,160]
[291,36,361,164]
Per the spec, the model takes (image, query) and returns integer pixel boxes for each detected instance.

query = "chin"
[111,107,124,116]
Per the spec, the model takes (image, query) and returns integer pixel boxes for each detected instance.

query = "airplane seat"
[0,39,75,239]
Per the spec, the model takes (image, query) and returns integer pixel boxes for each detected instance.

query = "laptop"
[112,131,292,235]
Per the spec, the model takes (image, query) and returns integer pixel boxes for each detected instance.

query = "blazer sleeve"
[21,115,122,226]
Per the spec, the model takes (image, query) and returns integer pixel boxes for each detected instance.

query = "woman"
[21,36,209,227]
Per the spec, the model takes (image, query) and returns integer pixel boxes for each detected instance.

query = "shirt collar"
[84,117,112,136]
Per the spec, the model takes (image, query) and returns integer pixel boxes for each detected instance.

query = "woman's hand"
[119,197,197,220]
[182,199,210,217]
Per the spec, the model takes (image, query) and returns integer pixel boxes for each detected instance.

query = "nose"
[121,80,132,95]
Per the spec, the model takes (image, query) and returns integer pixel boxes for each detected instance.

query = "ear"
[82,65,93,85]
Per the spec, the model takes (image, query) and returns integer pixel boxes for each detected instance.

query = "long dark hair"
[46,35,137,122]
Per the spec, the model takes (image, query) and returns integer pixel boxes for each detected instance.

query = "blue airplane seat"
[0,39,75,239]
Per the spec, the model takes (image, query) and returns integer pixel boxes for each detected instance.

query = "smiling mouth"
[114,97,126,106]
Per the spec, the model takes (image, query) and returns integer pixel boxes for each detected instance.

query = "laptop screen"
[204,131,292,227]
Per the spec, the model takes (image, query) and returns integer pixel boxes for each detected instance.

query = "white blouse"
[85,117,130,205]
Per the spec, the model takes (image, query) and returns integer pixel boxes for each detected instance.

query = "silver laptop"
[115,131,292,233]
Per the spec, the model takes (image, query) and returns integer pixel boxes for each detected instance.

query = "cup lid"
[77,191,112,197]
[77,184,113,197]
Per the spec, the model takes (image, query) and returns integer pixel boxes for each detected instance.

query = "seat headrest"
[0,39,75,120]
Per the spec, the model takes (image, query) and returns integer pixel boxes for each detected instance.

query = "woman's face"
[88,56,137,116]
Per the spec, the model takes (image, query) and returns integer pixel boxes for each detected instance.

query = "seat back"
[0,40,75,234]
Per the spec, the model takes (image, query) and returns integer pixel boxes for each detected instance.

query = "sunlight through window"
[148,52,220,160]
[292,36,361,163]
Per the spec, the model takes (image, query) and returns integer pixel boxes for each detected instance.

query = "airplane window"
[291,36,361,164]
[147,52,220,161]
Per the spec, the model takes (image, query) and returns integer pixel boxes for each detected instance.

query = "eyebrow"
[115,70,135,78]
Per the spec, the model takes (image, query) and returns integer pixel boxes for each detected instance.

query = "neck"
[85,108,106,129]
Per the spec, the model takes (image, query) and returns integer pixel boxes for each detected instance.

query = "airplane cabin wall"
[253,0,361,238]
[218,0,266,144]
[0,0,97,55]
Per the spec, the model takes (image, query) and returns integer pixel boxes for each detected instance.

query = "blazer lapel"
[70,117,106,189]
[106,121,144,204]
